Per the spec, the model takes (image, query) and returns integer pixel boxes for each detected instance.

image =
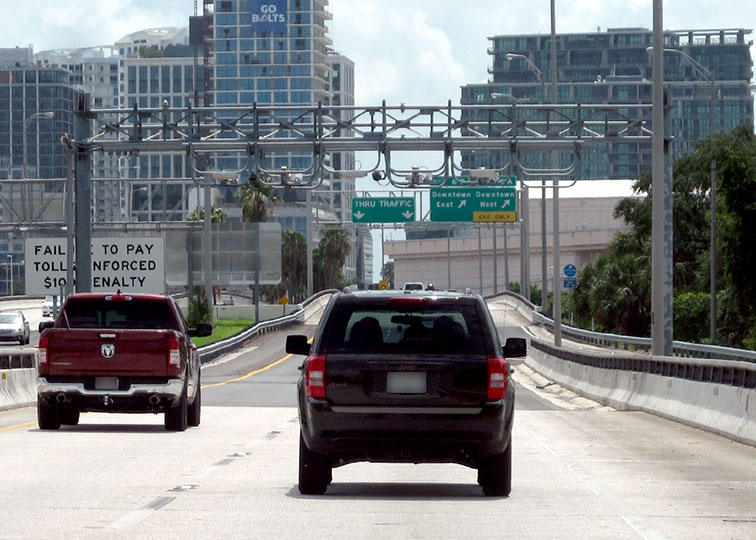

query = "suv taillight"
[306,354,326,399]
[487,356,508,401]
[168,334,181,366]
[37,334,48,365]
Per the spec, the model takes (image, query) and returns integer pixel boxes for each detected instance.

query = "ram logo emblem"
[101,344,115,358]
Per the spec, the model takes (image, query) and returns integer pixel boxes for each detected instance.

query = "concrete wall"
[0,369,36,411]
[528,342,756,447]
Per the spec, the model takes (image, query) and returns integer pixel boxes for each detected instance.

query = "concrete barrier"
[0,368,37,411]
[527,341,756,447]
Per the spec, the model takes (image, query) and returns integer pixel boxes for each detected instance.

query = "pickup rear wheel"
[298,432,330,495]
[165,387,188,431]
[479,437,512,497]
[37,398,60,430]
[187,385,201,427]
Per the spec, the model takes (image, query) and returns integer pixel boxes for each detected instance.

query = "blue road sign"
[564,264,577,277]
[563,277,578,289]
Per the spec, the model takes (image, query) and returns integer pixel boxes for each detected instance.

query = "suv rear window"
[321,300,486,354]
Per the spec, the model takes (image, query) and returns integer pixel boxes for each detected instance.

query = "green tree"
[186,205,228,223]
[575,124,756,347]
[313,229,351,291]
[186,285,211,327]
[240,174,278,222]
[276,230,308,302]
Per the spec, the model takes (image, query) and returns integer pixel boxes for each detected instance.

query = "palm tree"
[281,230,308,302]
[313,229,351,291]
[186,205,227,223]
[240,174,278,222]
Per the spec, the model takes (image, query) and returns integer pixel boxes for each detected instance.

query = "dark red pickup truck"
[36,292,211,431]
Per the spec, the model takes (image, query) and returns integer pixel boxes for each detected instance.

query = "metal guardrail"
[0,350,35,369]
[530,339,756,389]
[197,289,337,364]
[490,291,756,363]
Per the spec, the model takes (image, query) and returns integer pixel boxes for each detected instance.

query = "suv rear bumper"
[299,395,514,467]
[38,377,184,413]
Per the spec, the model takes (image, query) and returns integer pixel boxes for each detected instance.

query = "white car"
[42,295,64,318]
[403,282,425,292]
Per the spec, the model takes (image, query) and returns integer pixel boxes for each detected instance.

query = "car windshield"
[0,313,21,324]
[321,301,486,354]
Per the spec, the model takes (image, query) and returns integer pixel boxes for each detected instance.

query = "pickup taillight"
[36,334,49,365]
[487,356,508,401]
[168,334,181,367]
[305,354,326,399]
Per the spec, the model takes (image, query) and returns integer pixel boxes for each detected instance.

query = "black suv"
[286,291,526,496]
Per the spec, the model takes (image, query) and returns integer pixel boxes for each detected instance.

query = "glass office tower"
[461,28,754,179]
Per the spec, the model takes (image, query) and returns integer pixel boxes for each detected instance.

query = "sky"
[1,0,754,278]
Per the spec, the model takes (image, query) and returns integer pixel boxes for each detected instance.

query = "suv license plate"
[95,377,118,390]
[387,372,426,394]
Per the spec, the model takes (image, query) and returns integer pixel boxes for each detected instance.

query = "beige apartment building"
[385,196,631,296]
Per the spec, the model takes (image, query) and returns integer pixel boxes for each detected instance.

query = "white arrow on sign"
[501,200,512,209]
[457,200,467,209]
[402,211,414,219]
[354,211,365,219]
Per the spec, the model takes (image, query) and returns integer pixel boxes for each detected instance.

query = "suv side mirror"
[502,337,527,358]
[286,334,311,356]
[189,323,213,337]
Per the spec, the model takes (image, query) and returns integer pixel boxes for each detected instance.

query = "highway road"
[0,300,754,539]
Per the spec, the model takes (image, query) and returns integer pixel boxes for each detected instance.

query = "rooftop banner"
[249,0,288,34]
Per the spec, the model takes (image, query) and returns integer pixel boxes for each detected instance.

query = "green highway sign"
[352,197,416,223]
[430,187,517,222]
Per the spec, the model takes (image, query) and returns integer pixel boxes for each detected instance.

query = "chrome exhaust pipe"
[149,395,160,405]
[56,393,67,403]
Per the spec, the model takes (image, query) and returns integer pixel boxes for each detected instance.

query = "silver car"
[42,295,64,317]
[0,311,30,345]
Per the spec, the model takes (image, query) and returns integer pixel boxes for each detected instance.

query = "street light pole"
[651,47,717,343]
[22,111,55,221]
[504,52,548,310]
[6,254,11,296]
[550,0,562,346]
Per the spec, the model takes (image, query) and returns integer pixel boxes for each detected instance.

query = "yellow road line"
[0,421,37,433]
[201,352,295,389]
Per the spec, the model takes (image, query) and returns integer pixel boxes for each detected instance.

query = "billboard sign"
[249,1,288,33]
[25,237,165,295]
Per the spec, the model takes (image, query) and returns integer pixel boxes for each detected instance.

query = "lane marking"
[520,419,669,540]
[0,421,37,433]
[105,496,176,530]
[201,337,312,390]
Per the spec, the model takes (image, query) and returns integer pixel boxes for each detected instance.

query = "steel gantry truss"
[1,98,656,312]
[76,99,653,188]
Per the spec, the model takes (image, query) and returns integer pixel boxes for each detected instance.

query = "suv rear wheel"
[298,432,331,495]
[479,437,512,496]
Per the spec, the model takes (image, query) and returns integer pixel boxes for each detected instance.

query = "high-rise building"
[35,46,123,221]
[461,28,754,179]
[0,47,75,292]
[116,27,203,222]
[210,0,363,282]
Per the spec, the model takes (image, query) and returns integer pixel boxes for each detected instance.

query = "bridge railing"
[489,291,756,363]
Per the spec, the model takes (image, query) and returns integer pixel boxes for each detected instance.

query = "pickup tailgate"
[43,329,177,377]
